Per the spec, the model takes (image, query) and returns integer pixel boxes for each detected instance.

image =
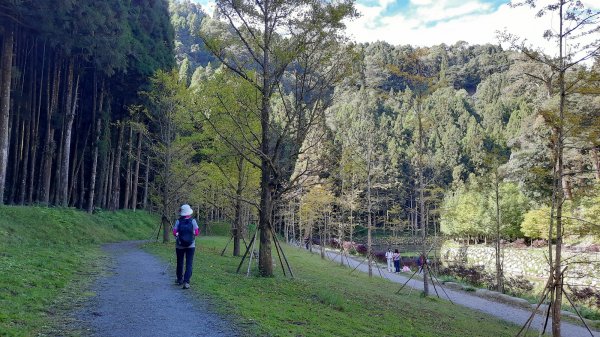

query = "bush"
[441,265,488,286]
[503,277,534,296]
[355,244,367,255]
[373,250,386,262]
[531,239,547,248]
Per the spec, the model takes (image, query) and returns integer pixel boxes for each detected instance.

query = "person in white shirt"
[385,248,394,272]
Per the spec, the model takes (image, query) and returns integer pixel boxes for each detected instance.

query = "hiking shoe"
[183,283,190,289]
[176,279,183,286]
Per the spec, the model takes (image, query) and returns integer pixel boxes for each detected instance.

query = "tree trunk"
[60,59,78,207]
[87,118,101,213]
[143,154,149,210]
[131,131,142,211]
[105,151,114,209]
[28,41,45,204]
[110,123,124,211]
[18,117,30,204]
[417,102,429,296]
[123,125,133,209]
[366,143,373,277]
[233,155,244,256]
[0,27,14,202]
[9,116,23,204]
[494,170,504,293]
[551,4,565,334]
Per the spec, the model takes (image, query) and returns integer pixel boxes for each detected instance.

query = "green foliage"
[0,206,158,337]
[441,179,529,239]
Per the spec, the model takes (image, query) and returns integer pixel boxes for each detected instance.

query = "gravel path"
[324,250,599,337]
[79,241,240,337]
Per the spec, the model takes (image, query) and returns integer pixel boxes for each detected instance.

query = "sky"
[193,0,599,57]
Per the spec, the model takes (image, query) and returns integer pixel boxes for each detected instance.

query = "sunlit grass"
[146,236,539,337]
[0,206,158,337]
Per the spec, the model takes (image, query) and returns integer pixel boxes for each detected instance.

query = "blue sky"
[193,0,599,54]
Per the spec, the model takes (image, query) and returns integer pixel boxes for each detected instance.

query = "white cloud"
[345,1,565,56]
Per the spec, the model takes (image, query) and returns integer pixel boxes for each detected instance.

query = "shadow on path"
[79,241,240,337]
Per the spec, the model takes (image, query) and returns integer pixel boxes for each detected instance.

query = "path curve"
[79,241,240,337]
[324,249,599,337]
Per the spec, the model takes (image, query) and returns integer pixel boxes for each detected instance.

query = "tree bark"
[105,151,114,209]
[28,41,45,204]
[131,131,142,211]
[87,118,101,213]
[0,27,15,202]
[18,117,30,204]
[60,59,78,207]
[233,155,244,256]
[143,154,149,210]
[110,123,124,211]
[123,125,133,209]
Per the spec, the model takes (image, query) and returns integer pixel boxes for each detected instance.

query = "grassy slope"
[146,236,538,337]
[0,206,158,337]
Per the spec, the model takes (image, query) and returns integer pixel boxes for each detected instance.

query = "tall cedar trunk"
[41,59,61,204]
[105,151,114,209]
[143,154,149,210]
[418,102,429,296]
[9,116,22,204]
[551,3,565,334]
[19,117,30,204]
[28,42,45,204]
[78,158,85,208]
[259,111,273,275]
[0,27,14,202]
[67,129,79,205]
[258,16,273,276]
[233,155,244,256]
[110,123,124,211]
[87,118,101,212]
[123,126,133,209]
[60,59,78,207]
[131,131,142,211]
[97,112,110,208]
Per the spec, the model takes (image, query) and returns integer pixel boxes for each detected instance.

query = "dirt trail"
[324,249,599,337]
[78,241,240,337]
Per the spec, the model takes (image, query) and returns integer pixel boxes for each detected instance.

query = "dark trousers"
[176,247,195,283]
[394,260,400,272]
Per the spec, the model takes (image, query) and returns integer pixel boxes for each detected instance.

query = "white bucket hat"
[180,204,193,216]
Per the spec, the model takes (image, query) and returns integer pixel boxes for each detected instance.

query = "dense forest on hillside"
[0,0,599,263]
[1,0,599,245]
[166,1,600,246]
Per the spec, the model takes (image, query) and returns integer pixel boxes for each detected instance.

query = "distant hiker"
[173,204,199,289]
[393,249,401,273]
[385,248,394,272]
[417,254,425,274]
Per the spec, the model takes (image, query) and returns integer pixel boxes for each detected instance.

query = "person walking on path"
[393,249,401,273]
[385,248,394,272]
[173,204,199,289]
[417,254,425,274]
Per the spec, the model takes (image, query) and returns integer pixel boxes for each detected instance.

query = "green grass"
[145,236,539,337]
[0,206,158,337]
